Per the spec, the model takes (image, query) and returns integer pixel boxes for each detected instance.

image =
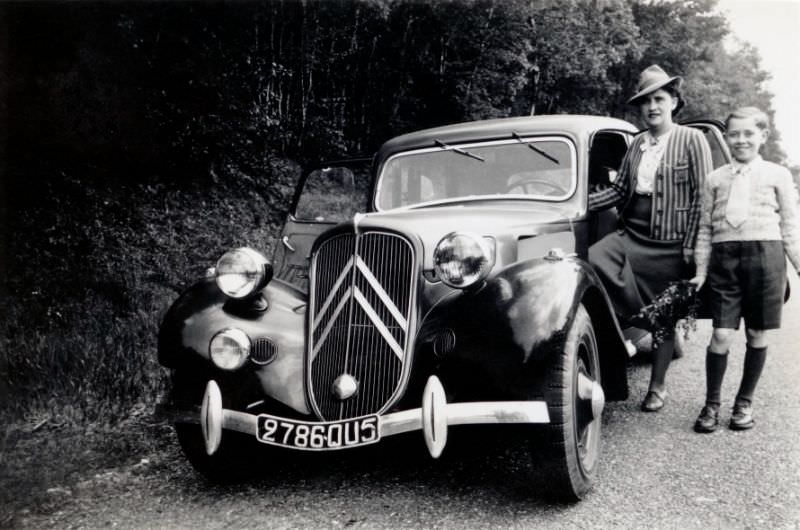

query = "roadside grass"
[0,158,299,519]
[0,404,177,525]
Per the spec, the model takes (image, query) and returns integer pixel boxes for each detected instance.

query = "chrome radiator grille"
[308,231,416,421]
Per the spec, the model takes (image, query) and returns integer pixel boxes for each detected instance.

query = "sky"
[716,0,800,165]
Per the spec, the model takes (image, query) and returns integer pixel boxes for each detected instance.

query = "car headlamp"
[215,247,272,299]
[433,232,495,289]
[209,328,250,370]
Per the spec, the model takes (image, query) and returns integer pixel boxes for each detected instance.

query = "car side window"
[589,131,629,193]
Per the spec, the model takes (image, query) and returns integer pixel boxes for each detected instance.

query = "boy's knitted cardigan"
[694,156,800,277]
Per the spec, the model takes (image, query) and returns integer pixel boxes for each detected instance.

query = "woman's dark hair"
[661,81,681,101]
[662,81,685,116]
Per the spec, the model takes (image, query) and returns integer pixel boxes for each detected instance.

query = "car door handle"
[282,236,296,252]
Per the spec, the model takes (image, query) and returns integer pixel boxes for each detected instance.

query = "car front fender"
[158,277,311,414]
[421,255,629,401]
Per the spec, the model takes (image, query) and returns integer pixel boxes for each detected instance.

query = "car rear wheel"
[529,303,603,501]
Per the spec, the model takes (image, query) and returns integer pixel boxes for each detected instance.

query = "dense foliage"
[0,0,789,422]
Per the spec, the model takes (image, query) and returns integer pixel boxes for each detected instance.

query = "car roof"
[375,114,638,164]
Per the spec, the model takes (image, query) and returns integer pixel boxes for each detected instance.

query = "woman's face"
[638,88,677,132]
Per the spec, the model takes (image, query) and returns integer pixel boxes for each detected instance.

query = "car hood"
[353,201,579,269]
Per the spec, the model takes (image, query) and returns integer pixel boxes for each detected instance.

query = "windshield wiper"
[512,131,560,165]
[434,139,485,162]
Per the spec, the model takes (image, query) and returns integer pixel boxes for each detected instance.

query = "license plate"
[256,414,380,451]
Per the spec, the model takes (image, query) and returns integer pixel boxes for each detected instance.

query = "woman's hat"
[627,64,683,106]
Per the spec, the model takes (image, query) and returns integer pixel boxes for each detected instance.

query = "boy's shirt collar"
[731,155,763,174]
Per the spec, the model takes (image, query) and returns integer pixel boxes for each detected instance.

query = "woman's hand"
[682,247,694,264]
[689,275,706,290]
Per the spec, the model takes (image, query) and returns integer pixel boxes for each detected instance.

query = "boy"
[690,106,800,433]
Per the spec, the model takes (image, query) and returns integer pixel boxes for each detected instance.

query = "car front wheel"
[174,422,263,484]
[529,303,603,501]
[171,370,263,483]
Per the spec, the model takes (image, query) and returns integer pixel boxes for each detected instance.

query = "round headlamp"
[209,328,250,370]
[433,232,495,289]
[215,247,272,299]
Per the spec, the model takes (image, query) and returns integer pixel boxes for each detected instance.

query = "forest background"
[0,0,794,428]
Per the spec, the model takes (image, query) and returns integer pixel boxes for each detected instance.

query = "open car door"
[681,119,731,169]
[272,158,373,292]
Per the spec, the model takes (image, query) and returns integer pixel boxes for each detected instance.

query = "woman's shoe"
[641,390,666,412]
[693,405,719,433]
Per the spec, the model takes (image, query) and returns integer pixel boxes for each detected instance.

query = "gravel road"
[7,277,800,529]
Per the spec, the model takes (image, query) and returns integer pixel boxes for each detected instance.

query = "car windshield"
[374,136,576,210]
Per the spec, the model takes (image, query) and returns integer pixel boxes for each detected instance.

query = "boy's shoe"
[641,390,666,412]
[693,405,720,433]
[729,403,754,430]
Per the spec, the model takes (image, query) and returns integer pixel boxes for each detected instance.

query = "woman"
[589,64,713,412]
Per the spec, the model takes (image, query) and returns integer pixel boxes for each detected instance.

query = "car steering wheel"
[506,178,568,196]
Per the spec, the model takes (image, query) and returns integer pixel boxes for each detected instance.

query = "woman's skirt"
[588,194,687,319]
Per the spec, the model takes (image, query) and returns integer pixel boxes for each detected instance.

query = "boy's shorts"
[708,240,786,330]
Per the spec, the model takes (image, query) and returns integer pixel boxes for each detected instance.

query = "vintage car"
[157,114,730,500]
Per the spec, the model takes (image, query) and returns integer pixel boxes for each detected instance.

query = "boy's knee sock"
[705,348,728,408]
[735,345,767,406]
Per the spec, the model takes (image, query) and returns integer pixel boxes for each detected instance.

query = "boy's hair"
[725,106,770,130]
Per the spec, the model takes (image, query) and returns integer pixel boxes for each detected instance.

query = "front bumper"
[195,376,554,459]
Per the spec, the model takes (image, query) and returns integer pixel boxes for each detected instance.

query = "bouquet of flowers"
[629,280,700,348]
